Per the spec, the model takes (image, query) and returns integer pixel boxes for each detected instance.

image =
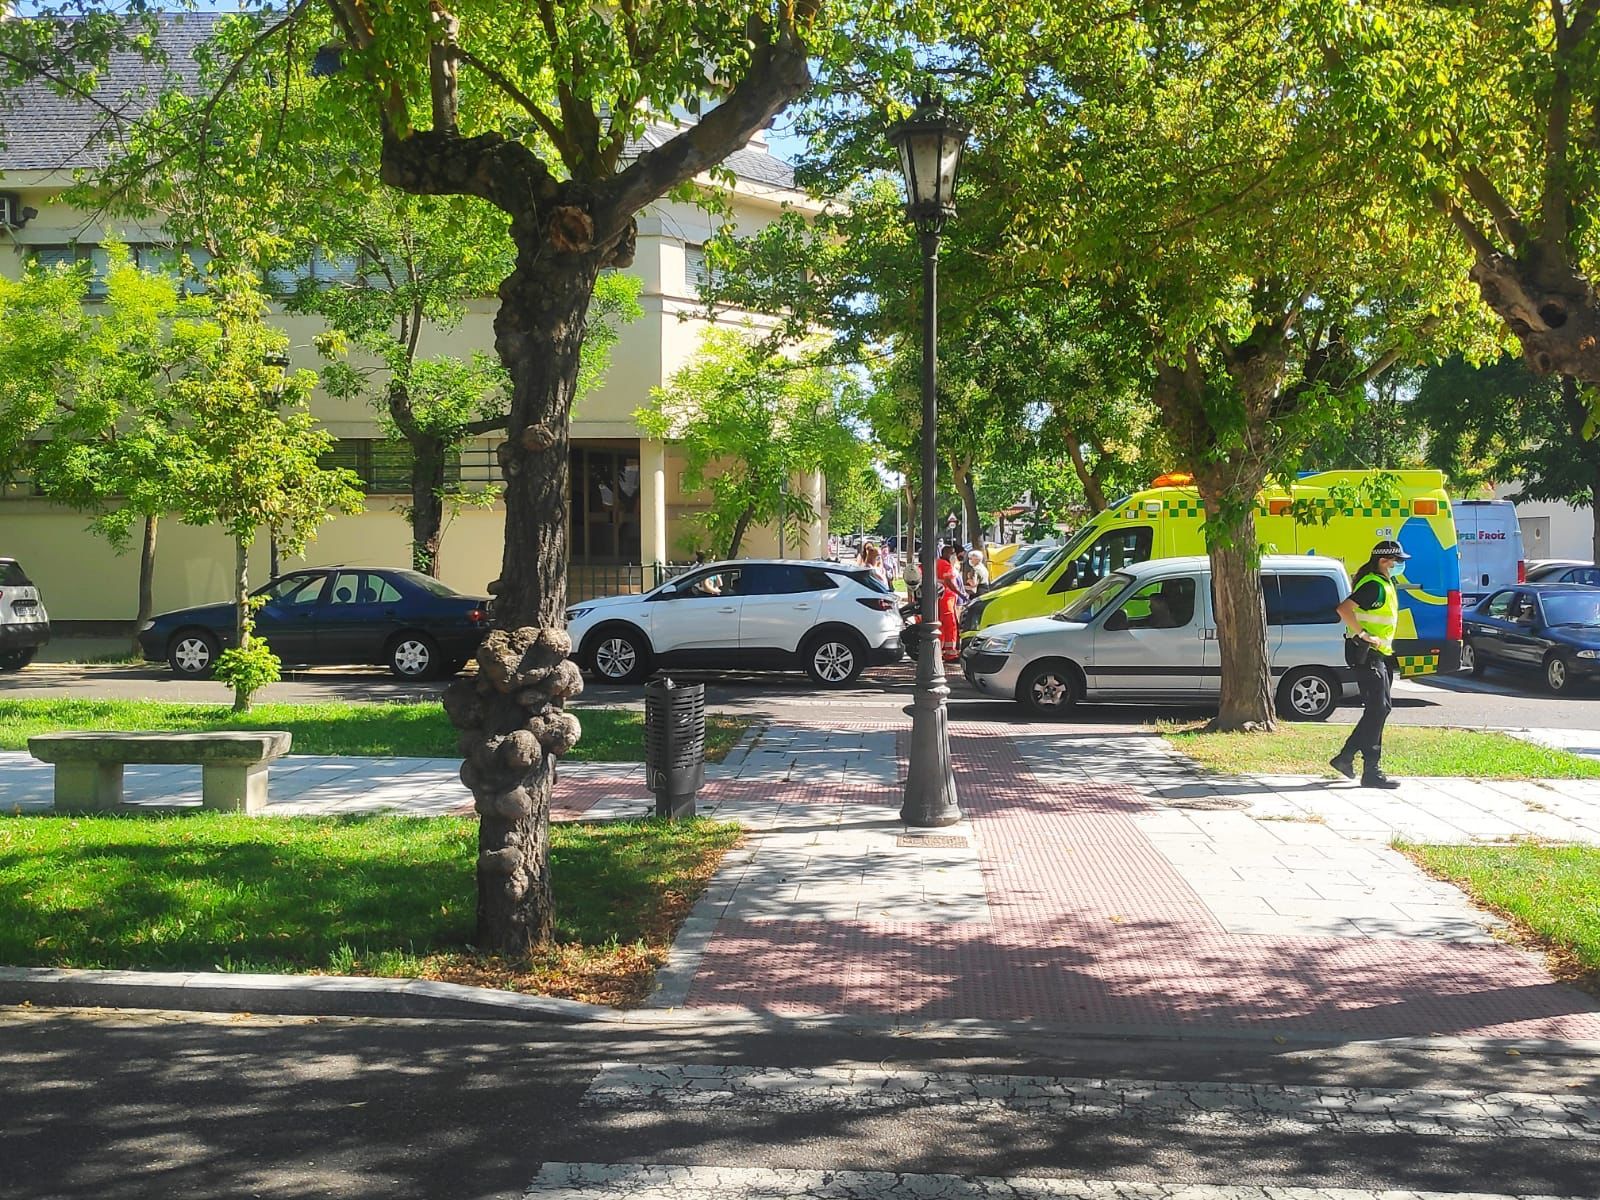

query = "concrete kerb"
[7,965,1600,1060]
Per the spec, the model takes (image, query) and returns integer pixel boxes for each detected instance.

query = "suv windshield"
[1057,572,1131,622]
[1542,592,1600,627]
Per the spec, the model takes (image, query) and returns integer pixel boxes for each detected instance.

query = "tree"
[154,272,363,711]
[1312,2,1600,385]
[0,247,199,647]
[637,331,875,557]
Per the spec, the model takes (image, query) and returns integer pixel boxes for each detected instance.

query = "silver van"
[0,557,51,671]
[961,555,1353,720]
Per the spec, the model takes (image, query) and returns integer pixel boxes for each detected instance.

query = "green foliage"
[639,332,875,558]
[212,639,282,714]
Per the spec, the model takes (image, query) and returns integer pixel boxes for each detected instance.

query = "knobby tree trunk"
[132,514,158,656]
[951,459,984,547]
[725,503,756,560]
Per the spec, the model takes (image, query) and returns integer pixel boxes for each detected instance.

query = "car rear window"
[394,570,462,597]
[0,561,33,586]
[1265,574,1341,626]
[838,568,891,594]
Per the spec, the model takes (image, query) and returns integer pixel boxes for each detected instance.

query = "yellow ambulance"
[959,469,1463,676]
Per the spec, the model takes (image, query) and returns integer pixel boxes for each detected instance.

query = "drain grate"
[897,834,968,848]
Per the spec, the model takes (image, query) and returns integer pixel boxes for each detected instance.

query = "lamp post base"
[900,620,961,827]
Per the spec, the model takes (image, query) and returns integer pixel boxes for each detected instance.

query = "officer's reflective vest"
[1351,570,1398,655]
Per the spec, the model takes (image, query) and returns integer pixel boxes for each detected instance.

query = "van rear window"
[0,562,30,587]
[1266,575,1340,626]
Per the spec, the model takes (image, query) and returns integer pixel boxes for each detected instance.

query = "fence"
[567,561,692,603]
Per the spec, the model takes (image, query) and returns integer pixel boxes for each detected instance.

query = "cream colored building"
[0,16,825,621]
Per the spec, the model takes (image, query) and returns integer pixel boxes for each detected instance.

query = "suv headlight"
[978,633,1016,655]
[565,607,593,622]
[1577,649,1600,659]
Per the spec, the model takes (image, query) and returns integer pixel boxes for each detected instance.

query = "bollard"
[643,676,706,819]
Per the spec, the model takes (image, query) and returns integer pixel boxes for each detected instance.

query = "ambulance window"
[1051,526,1153,594]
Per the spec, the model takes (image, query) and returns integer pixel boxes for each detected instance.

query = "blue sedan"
[1460,583,1600,694]
[138,567,491,680]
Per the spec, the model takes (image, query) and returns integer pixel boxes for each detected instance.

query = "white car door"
[737,563,825,654]
[648,568,743,655]
[1089,574,1206,695]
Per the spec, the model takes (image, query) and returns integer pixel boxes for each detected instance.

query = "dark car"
[987,558,1047,592]
[1525,559,1600,585]
[1460,583,1600,693]
[138,567,491,680]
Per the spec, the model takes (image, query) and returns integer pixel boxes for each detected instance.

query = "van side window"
[1265,575,1341,626]
[1050,526,1153,594]
[1115,577,1197,629]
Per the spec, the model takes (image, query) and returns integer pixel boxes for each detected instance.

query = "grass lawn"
[0,813,740,1006]
[1405,843,1600,989]
[0,699,751,763]
[1162,723,1600,780]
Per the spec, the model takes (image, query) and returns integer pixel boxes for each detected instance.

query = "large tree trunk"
[132,514,158,656]
[409,436,447,576]
[232,534,251,714]
[1199,498,1275,731]
[1468,248,1600,383]
[725,503,756,560]
[952,458,984,547]
[441,248,597,957]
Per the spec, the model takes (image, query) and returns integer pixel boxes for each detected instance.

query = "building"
[0,13,826,622]
[1492,485,1596,562]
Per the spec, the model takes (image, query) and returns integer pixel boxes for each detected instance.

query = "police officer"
[1330,540,1407,789]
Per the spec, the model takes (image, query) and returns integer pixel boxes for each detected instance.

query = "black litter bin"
[644,676,705,819]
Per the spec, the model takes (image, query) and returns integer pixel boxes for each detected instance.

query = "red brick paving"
[559,720,1600,1038]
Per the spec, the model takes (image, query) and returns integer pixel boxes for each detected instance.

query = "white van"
[961,555,1354,721]
[1454,499,1525,605]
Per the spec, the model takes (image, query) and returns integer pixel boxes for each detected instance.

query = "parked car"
[1523,559,1600,585]
[962,555,1355,720]
[565,559,903,686]
[987,558,1049,592]
[0,557,51,671]
[138,566,491,679]
[1460,583,1600,693]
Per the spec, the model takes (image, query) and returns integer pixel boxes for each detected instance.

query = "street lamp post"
[889,94,967,828]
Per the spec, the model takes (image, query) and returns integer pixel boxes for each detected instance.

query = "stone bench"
[27,731,293,815]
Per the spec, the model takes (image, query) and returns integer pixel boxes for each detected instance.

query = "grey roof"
[0,13,799,190]
[0,13,218,172]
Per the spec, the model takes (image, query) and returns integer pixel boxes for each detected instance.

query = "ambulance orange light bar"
[1151,472,1194,488]
[1413,499,1438,515]
[1268,499,1292,515]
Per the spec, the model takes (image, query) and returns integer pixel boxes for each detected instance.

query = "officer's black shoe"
[1329,754,1356,780]
[1361,770,1401,790]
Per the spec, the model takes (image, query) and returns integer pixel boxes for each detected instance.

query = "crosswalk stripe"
[525,1162,1589,1199]
[581,1063,1600,1142]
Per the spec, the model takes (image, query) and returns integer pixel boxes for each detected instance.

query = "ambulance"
[959,469,1462,676]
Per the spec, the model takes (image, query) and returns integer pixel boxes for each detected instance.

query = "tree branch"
[380,128,559,221]
[1432,189,1503,262]
[1460,165,1528,250]
[453,47,566,150]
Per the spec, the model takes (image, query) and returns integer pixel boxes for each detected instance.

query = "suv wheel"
[1017,660,1079,719]
[1546,652,1576,694]
[169,630,219,678]
[803,632,865,687]
[0,647,36,672]
[590,628,650,683]
[1276,667,1338,722]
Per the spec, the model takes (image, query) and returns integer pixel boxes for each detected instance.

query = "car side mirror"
[1104,610,1130,632]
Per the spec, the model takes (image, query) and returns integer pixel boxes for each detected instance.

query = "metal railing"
[567,561,692,603]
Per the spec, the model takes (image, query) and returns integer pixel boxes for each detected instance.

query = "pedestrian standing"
[1330,540,1408,789]
[882,542,899,582]
[936,544,964,661]
[863,543,889,588]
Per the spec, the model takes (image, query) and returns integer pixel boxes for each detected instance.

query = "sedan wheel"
[169,632,218,678]
[1546,653,1576,694]
[1460,640,1486,677]
[389,634,439,679]
[804,636,863,687]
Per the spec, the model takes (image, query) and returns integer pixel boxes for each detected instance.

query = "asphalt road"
[2,1008,1595,1200]
[9,642,1600,732]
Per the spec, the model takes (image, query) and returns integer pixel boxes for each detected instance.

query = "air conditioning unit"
[0,192,36,228]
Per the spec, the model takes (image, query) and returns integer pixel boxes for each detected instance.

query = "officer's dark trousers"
[1340,653,1395,767]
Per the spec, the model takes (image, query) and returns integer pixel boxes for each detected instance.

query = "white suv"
[0,558,51,671]
[566,559,904,686]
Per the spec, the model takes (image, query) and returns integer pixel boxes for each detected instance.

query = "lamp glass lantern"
[887,96,968,230]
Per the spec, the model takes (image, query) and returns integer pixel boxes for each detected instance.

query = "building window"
[320,438,460,495]
[267,248,366,295]
[27,243,210,295]
[570,445,641,563]
[684,243,726,296]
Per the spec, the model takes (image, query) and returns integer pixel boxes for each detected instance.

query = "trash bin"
[644,676,705,819]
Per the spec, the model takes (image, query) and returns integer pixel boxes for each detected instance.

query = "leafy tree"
[637,331,875,558]
[826,464,894,540]
[1310,1,1600,386]
[0,247,199,646]
[154,272,363,711]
